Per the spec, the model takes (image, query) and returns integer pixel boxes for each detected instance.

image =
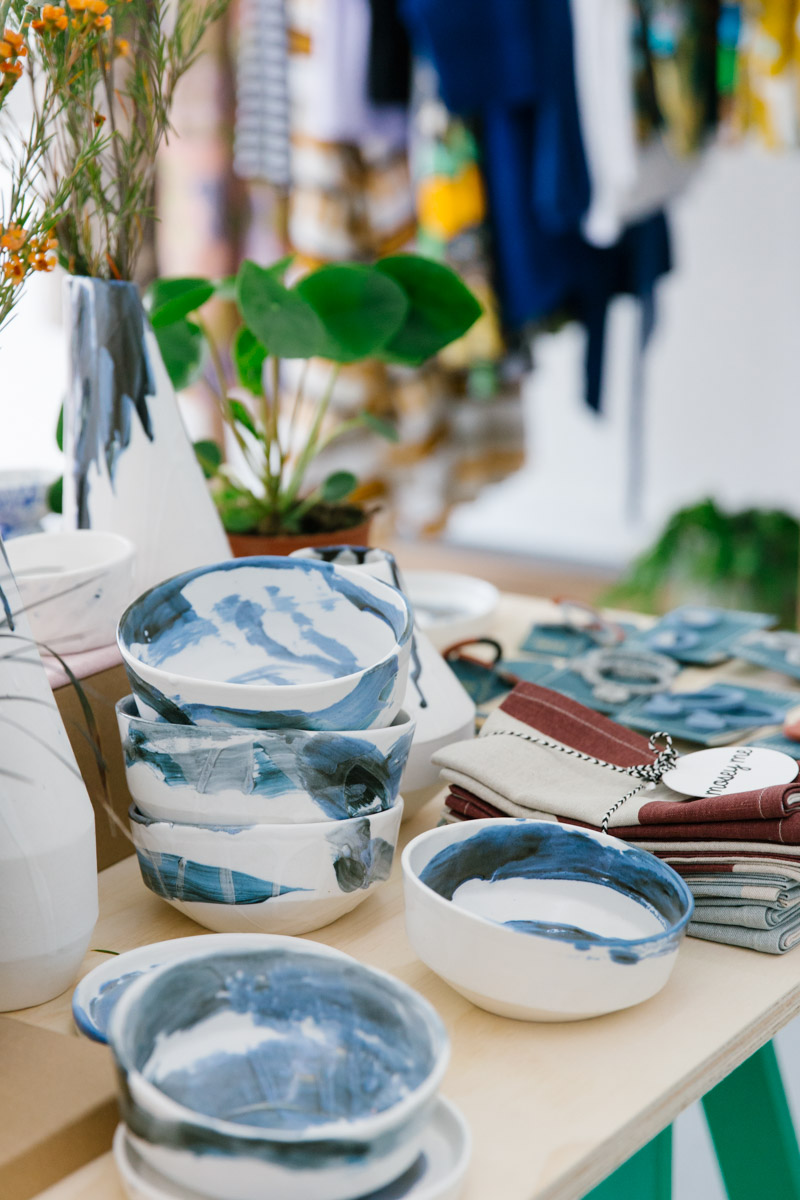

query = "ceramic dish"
[402,818,693,1022]
[71,933,343,1044]
[401,570,499,651]
[8,529,136,653]
[107,942,449,1200]
[117,696,414,826]
[118,557,413,731]
[129,796,404,935]
[112,1097,470,1200]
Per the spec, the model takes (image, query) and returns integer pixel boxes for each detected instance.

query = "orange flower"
[94,13,111,29]
[67,0,89,9]
[2,256,26,286]
[0,224,27,252]
[33,6,68,33]
[86,0,108,14]
[93,109,105,126]
[3,29,26,54]
[0,60,23,78]
[114,36,129,55]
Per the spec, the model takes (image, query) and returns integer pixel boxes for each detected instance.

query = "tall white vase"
[0,539,98,1010]
[62,277,231,596]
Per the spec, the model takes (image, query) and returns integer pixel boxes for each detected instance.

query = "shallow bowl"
[129,796,404,935]
[107,941,449,1200]
[8,529,136,653]
[401,570,499,651]
[116,696,414,825]
[117,556,413,731]
[402,818,693,1022]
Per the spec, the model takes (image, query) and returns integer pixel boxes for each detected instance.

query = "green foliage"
[603,499,799,629]
[193,440,223,480]
[156,253,481,536]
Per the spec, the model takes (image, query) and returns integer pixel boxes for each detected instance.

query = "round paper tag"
[661,746,798,799]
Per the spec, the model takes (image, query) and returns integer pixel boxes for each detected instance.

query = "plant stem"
[281,364,340,508]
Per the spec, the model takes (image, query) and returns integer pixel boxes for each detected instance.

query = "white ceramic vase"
[62,277,231,596]
[0,539,98,1010]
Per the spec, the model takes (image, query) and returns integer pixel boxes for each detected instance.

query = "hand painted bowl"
[129,796,404,936]
[117,696,415,826]
[117,557,413,731]
[402,819,693,1022]
[8,529,136,653]
[107,941,449,1200]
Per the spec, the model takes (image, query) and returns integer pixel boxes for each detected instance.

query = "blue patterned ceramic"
[118,557,413,731]
[403,819,693,1021]
[128,796,404,935]
[116,696,414,826]
[107,942,449,1200]
[111,1096,470,1200]
[0,469,54,538]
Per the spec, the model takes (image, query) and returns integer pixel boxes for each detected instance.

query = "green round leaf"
[55,404,64,452]
[233,327,268,395]
[320,470,358,503]
[297,264,408,362]
[154,318,207,390]
[236,259,325,359]
[375,255,482,366]
[194,440,223,479]
[47,476,63,515]
[147,278,215,329]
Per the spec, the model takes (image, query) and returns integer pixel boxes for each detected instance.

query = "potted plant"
[11,0,235,592]
[148,253,482,555]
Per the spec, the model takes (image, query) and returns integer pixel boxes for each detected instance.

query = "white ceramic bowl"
[401,570,499,651]
[8,529,136,653]
[117,696,414,826]
[129,796,404,935]
[107,941,449,1200]
[402,818,693,1022]
[112,1096,471,1200]
[118,556,413,732]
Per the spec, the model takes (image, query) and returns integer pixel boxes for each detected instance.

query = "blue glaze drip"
[67,279,155,527]
[135,849,308,905]
[419,823,692,961]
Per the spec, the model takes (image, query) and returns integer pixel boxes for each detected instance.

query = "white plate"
[113,1097,471,1200]
[402,571,499,651]
[72,933,347,1044]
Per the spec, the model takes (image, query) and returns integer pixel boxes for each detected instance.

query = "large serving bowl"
[8,529,136,653]
[117,557,413,731]
[107,941,449,1200]
[403,819,693,1022]
[129,796,404,935]
[117,696,414,826]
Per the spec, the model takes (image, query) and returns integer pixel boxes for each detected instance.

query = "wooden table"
[16,595,800,1200]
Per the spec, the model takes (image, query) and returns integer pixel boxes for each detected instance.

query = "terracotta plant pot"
[228,515,373,558]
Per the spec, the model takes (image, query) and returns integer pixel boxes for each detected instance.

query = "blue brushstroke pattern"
[327,818,396,892]
[124,652,401,731]
[419,823,692,961]
[119,558,411,685]
[135,849,308,905]
[123,709,413,818]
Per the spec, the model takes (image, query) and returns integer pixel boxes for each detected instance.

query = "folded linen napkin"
[679,875,800,905]
[691,898,800,930]
[434,682,800,830]
[689,914,800,954]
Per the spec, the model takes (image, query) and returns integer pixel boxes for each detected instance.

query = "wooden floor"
[387,538,620,605]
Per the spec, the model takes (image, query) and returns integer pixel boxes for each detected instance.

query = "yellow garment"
[736,0,800,146]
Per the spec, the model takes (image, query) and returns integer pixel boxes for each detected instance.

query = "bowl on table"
[402,818,693,1022]
[117,556,413,731]
[8,529,136,653]
[129,795,404,936]
[117,696,415,826]
[107,940,449,1200]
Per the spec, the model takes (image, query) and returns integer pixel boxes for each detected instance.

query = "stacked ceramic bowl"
[106,938,458,1200]
[117,557,415,935]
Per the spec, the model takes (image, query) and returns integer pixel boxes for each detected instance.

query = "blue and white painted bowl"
[117,557,413,731]
[129,796,404,936]
[117,696,414,826]
[107,942,449,1200]
[402,819,693,1022]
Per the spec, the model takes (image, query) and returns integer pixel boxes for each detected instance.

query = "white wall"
[447,143,800,567]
